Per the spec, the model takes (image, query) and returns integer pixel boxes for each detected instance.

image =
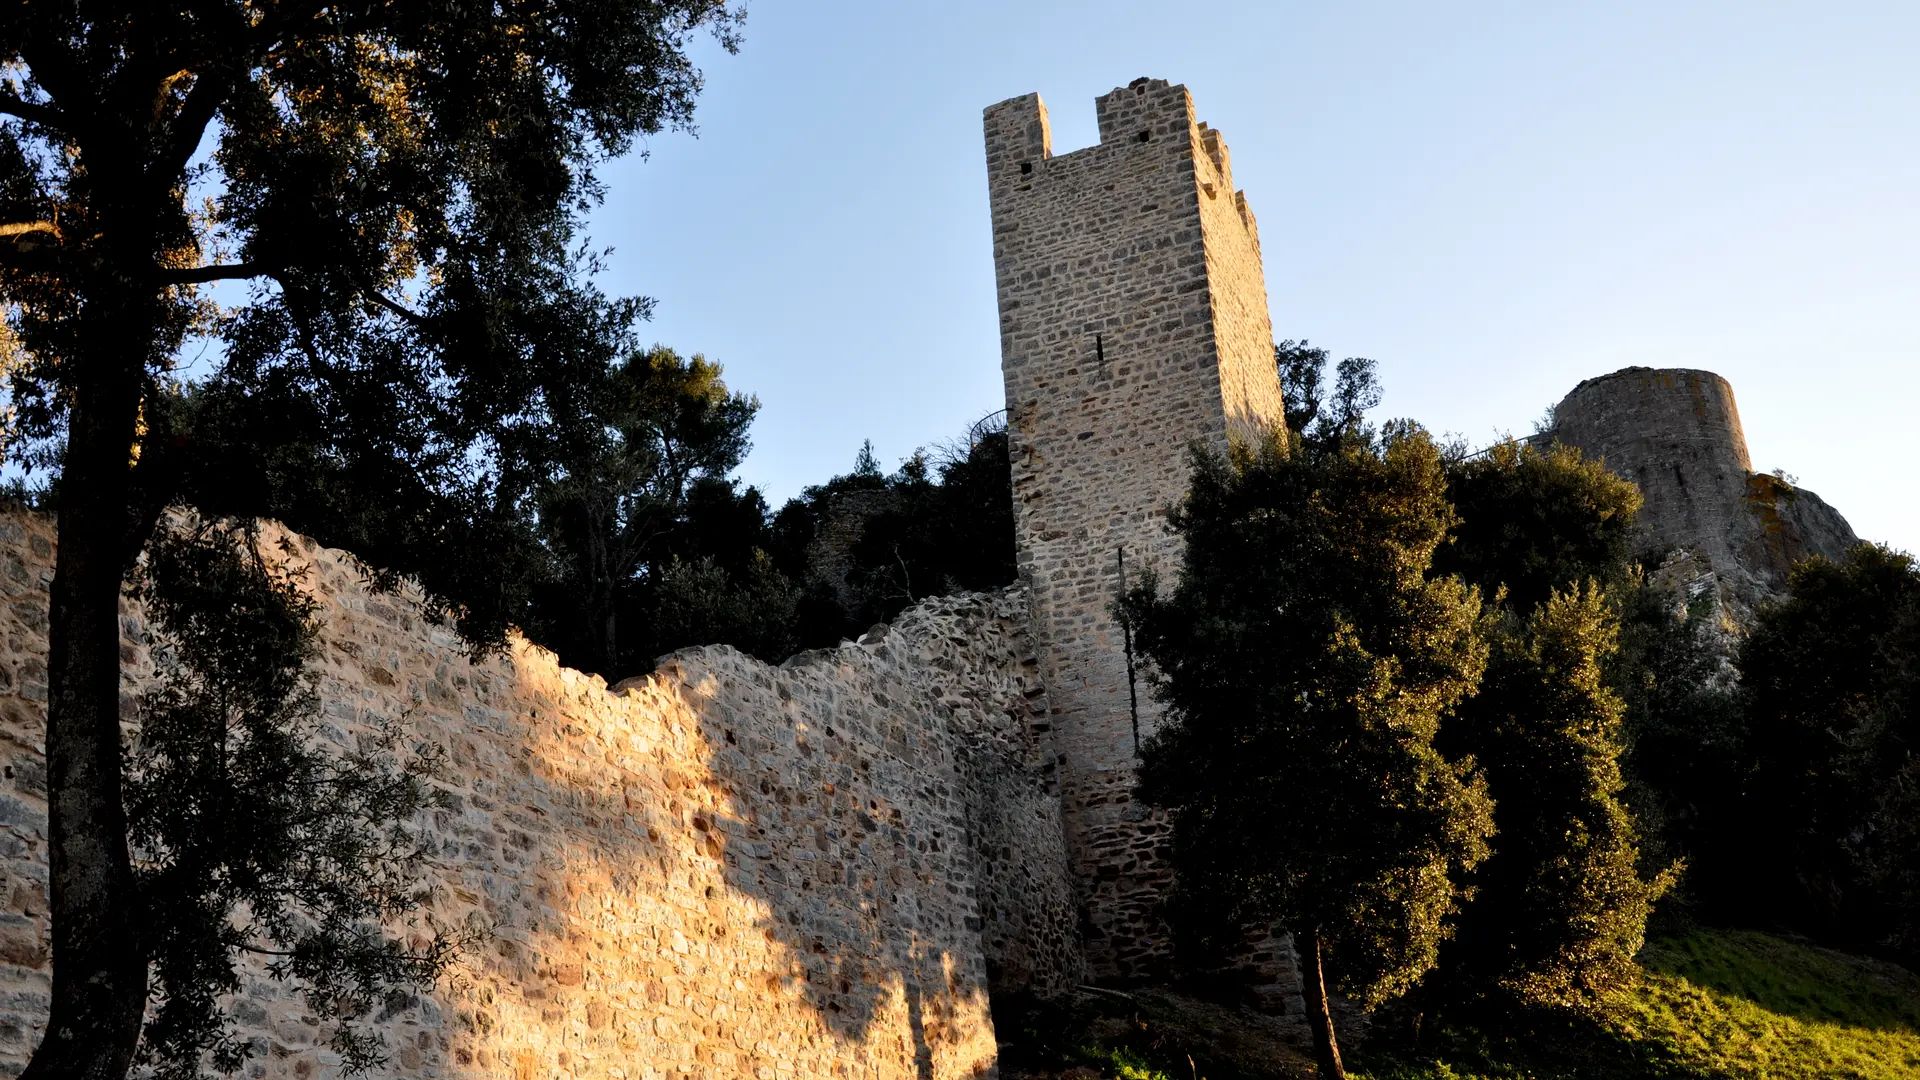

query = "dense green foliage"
[1433,441,1670,1014]
[3,0,744,649]
[473,382,1017,679]
[770,424,1017,648]
[1123,423,1493,1076]
[1734,544,1920,961]
[1608,581,1742,910]
[128,521,453,1077]
[522,345,791,673]
[1435,440,1741,938]
[511,410,1017,678]
[1437,441,1640,613]
[1439,586,1673,1013]
[1124,350,1704,1073]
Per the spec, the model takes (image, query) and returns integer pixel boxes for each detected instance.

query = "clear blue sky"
[587,1,1920,553]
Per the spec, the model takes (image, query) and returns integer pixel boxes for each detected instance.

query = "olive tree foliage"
[1608,576,1743,895]
[129,519,454,1078]
[1435,441,1673,1015]
[1122,424,1493,1080]
[0,3,741,1075]
[1437,440,1641,614]
[1438,586,1674,1013]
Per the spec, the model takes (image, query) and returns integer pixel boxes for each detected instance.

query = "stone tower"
[983,78,1287,980]
[1547,367,1856,626]
[1551,368,1757,564]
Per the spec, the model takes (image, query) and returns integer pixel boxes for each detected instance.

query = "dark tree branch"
[0,92,67,130]
[364,288,430,327]
[151,0,269,183]
[17,36,93,136]
[0,236,88,274]
[153,71,233,183]
[153,260,274,284]
[147,68,194,122]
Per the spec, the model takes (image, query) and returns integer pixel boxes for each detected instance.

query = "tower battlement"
[984,79,1285,980]
[984,80,1265,310]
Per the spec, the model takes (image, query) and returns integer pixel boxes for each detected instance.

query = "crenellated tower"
[984,78,1286,981]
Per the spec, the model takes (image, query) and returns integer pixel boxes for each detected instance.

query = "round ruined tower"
[1551,368,1754,562]
[1547,367,1856,623]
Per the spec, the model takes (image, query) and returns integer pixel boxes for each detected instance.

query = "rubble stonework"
[983,79,1288,981]
[0,510,1079,1079]
[1544,367,1858,627]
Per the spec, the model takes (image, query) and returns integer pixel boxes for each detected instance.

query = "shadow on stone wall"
[349,602,1004,1077]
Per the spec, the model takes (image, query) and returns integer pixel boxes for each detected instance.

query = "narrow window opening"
[1020,161,1033,176]
[1094,333,1106,373]
[1136,130,1151,143]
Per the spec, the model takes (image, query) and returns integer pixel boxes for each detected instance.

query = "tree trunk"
[23,322,152,1079]
[1299,928,1346,1080]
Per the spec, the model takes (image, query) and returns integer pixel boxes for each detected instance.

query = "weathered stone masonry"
[984,79,1287,981]
[1543,367,1858,628]
[0,511,1082,1079]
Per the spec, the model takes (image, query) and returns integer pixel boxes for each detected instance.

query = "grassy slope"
[1357,929,1920,1080]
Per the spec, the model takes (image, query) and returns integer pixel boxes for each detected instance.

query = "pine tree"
[530,345,762,675]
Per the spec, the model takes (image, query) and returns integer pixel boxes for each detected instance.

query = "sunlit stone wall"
[0,510,1081,1079]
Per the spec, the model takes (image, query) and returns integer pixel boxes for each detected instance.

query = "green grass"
[1356,928,1920,1080]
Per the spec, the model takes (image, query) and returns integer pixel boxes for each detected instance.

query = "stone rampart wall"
[0,511,1079,1078]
